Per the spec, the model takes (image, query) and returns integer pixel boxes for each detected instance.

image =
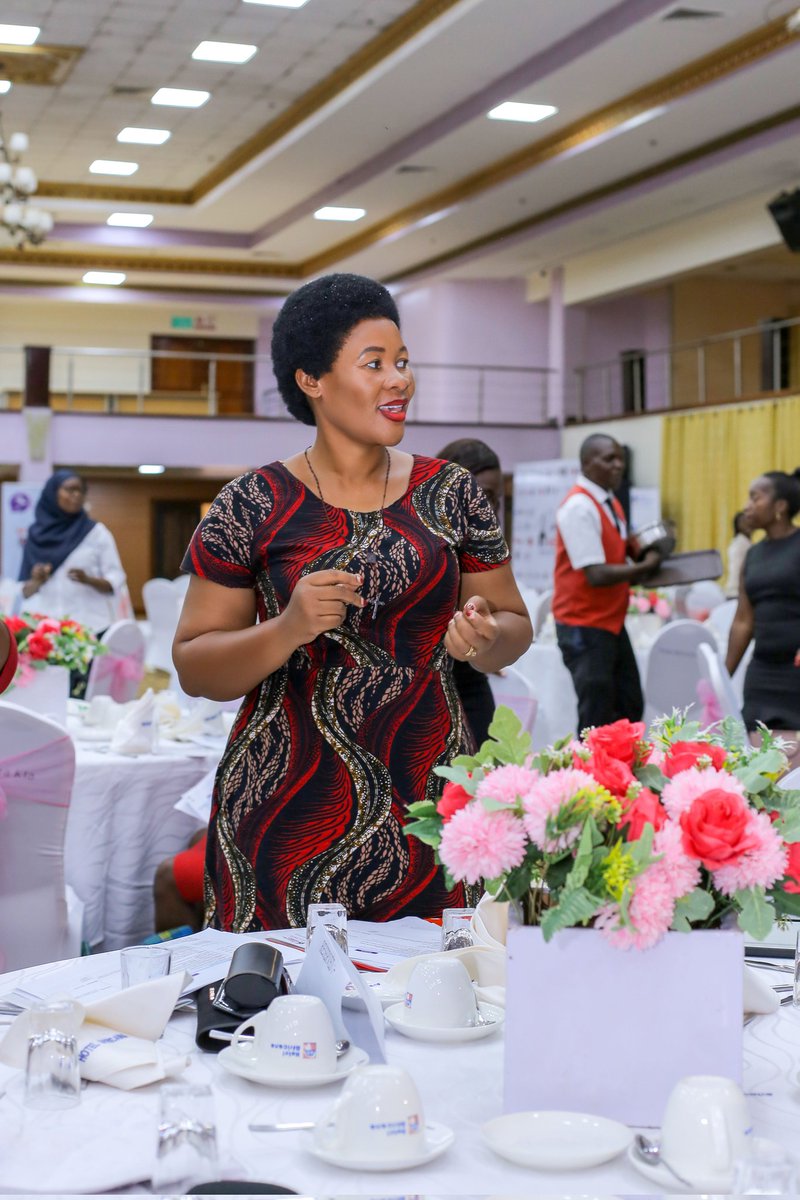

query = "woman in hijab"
[19,469,127,695]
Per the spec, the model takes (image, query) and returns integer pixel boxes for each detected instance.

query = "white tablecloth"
[0,941,797,1194]
[65,740,220,950]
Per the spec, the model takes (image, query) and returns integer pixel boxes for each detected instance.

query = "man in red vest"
[553,434,662,732]
[0,618,17,695]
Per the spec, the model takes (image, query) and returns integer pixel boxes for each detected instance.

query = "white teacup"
[314,1065,425,1164]
[231,994,337,1078]
[660,1074,751,1187]
[85,695,115,727]
[403,957,478,1028]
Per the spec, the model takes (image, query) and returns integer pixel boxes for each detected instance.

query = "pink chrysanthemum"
[438,802,527,884]
[712,810,789,895]
[654,819,701,898]
[521,768,601,852]
[475,764,538,808]
[661,767,744,818]
[596,865,677,951]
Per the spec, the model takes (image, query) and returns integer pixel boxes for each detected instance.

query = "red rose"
[784,841,800,894]
[619,787,667,841]
[585,719,647,766]
[26,631,53,660]
[576,745,635,798]
[663,740,728,778]
[437,780,473,822]
[679,789,759,869]
[4,616,28,635]
[35,618,61,635]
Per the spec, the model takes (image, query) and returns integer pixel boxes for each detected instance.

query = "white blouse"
[23,523,127,633]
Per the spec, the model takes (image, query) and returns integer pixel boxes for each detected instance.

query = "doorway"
[153,500,203,579]
[150,335,255,414]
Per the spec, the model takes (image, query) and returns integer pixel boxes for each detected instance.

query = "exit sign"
[170,314,217,331]
[171,316,193,329]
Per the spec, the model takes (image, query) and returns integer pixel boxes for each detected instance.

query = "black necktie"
[605,497,621,533]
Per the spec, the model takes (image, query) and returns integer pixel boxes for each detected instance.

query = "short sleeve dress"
[742,529,800,732]
[182,455,510,931]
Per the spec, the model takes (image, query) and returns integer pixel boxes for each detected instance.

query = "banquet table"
[65,738,221,950]
[0,930,799,1196]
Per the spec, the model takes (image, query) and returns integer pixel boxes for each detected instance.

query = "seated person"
[153,830,207,933]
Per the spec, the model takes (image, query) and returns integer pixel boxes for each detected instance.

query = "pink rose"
[663,740,728,778]
[585,719,647,767]
[619,787,667,841]
[679,789,759,869]
[576,745,634,799]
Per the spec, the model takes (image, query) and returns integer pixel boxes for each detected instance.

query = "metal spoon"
[249,1121,315,1133]
[633,1133,693,1187]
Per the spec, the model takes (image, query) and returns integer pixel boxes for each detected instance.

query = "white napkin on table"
[0,971,190,1089]
[743,964,780,1015]
[162,696,226,742]
[110,686,159,755]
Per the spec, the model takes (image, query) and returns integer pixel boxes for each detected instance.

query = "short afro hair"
[271,273,401,425]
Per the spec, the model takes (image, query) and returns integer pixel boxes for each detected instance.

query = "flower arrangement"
[628,586,671,619]
[405,708,800,949]
[3,611,104,684]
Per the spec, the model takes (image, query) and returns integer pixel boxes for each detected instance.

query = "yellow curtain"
[661,396,800,568]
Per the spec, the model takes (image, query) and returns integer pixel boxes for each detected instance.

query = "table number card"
[295,925,386,1063]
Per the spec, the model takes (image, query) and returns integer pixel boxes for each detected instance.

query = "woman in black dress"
[726,469,800,766]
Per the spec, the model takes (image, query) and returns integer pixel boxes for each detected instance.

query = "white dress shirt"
[25,523,127,633]
[556,473,628,570]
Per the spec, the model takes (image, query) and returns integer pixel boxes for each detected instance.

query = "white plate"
[384,1001,504,1042]
[625,1142,730,1192]
[343,980,404,1010]
[218,1042,368,1088]
[307,1120,454,1171]
[482,1110,631,1170]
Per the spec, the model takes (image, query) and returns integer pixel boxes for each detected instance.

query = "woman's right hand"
[23,562,52,597]
[281,569,365,648]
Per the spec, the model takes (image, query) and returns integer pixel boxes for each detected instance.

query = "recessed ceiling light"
[152,87,210,108]
[107,212,154,227]
[242,0,309,7]
[83,271,126,286]
[314,206,366,222]
[90,159,139,176]
[192,41,257,64]
[117,127,171,145]
[0,81,11,95]
[487,101,558,124]
[0,24,40,45]
[138,464,165,475]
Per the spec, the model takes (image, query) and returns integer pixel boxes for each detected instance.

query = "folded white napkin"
[0,971,190,1089]
[162,696,226,742]
[743,964,780,1016]
[173,765,216,823]
[110,686,159,755]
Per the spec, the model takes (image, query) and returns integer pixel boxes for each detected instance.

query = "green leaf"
[628,822,657,872]
[405,800,439,819]
[733,765,770,794]
[671,887,715,931]
[479,705,532,766]
[402,817,442,847]
[773,889,800,920]
[565,819,595,892]
[634,763,667,791]
[540,886,602,940]
[773,808,800,843]
[432,764,478,791]
[735,887,775,941]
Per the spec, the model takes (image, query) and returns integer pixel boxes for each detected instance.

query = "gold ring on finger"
[464,645,477,659]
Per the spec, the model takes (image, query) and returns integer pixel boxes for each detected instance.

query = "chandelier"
[0,122,53,248]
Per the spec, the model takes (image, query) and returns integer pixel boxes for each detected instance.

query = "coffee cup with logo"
[660,1074,751,1188]
[403,957,478,1029]
[314,1065,425,1164]
[231,994,337,1078]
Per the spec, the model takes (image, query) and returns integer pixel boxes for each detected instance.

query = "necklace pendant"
[371,595,382,619]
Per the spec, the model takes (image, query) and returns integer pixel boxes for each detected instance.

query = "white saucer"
[383,1001,504,1042]
[307,1120,454,1171]
[482,1110,631,1170]
[218,1042,368,1088]
[342,980,404,1010]
[625,1142,730,1192]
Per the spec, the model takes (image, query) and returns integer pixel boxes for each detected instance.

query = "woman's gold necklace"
[303,446,391,619]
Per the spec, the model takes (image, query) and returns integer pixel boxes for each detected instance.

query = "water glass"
[732,1137,798,1194]
[305,902,348,954]
[120,943,172,988]
[24,998,82,1110]
[152,1082,218,1192]
[441,906,475,951]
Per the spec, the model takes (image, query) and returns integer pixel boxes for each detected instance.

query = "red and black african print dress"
[183,454,509,931]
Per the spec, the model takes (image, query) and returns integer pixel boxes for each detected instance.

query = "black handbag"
[195,943,292,1053]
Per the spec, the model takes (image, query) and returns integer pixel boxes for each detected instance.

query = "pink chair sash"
[696,678,723,727]
[0,738,73,808]
[91,652,144,702]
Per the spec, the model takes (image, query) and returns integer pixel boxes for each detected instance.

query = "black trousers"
[555,622,644,733]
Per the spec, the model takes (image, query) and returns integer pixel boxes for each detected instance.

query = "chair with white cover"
[85,619,145,703]
[142,577,180,673]
[685,580,726,621]
[531,589,553,638]
[705,598,738,642]
[488,665,539,737]
[643,619,718,728]
[778,767,800,791]
[172,573,191,604]
[695,642,745,730]
[0,700,82,970]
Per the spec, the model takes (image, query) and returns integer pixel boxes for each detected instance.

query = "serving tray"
[645,549,723,587]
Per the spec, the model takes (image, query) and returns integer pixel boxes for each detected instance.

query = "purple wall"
[398,279,549,366]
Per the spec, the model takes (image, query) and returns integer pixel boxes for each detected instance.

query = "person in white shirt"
[725,510,752,599]
[552,435,662,731]
[19,469,127,694]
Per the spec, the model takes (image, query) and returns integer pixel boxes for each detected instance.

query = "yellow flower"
[602,843,636,901]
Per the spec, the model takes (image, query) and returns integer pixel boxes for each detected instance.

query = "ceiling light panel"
[242,0,309,7]
[192,41,257,64]
[314,206,366,221]
[83,272,126,285]
[0,24,39,45]
[117,127,171,145]
[487,102,558,123]
[90,160,139,176]
[0,81,11,95]
[151,88,210,108]
[107,213,154,227]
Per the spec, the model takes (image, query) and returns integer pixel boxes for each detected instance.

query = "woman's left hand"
[68,567,90,585]
[445,594,498,662]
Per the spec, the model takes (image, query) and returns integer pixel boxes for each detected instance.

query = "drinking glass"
[441,906,475,951]
[24,998,82,1110]
[732,1137,798,1194]
[120,943,172,988]
[305,902,348,954]
[152,1082,218,1192]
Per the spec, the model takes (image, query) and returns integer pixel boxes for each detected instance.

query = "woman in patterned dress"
[174,274,532,931]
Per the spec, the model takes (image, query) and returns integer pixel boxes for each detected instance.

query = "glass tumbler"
[24,997,82,1110]
[441,907,476,951]
[306,902,348,954]
[120,943,172,988]
[152,1082,218,1192]
[732,1137,798,1194]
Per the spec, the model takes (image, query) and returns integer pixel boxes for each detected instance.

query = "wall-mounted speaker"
[767,188,800,252]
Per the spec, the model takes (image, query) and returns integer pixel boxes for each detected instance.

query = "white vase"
[503,924,742,1125]
[10,664,70,727]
